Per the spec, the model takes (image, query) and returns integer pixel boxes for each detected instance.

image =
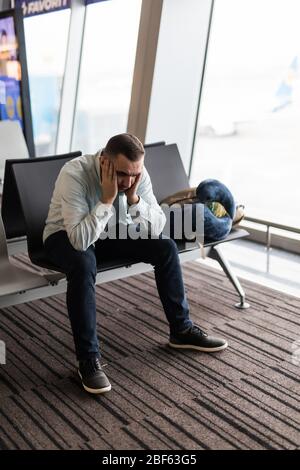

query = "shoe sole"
[168,341,228,352]
[78,370,112,394]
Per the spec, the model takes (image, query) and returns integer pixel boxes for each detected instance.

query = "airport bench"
[0,143,249,309]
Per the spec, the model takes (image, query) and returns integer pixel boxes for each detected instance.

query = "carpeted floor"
[0,256,299,450]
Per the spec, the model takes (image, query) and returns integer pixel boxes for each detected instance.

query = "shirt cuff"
[128,196,151,222]
[92,201,114,219]
[127,195,140,207]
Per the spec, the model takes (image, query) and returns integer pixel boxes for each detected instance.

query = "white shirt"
[43,151,166,251]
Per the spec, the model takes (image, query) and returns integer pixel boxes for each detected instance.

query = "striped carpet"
[0,255,299,450]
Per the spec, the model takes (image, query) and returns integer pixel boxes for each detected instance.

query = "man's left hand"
[125,173,142,206]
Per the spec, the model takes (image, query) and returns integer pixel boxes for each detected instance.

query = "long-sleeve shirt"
[42,151,166,251]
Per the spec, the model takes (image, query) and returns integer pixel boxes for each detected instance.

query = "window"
[24,9,70,156]
[191,0,300,229]
[72,0,142,153]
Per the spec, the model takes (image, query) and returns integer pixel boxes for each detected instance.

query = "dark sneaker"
[78,357,111,394]
[169,325,228,352]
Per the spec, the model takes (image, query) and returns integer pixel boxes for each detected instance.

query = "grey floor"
[1,256,300,450]
[199,238,300,299]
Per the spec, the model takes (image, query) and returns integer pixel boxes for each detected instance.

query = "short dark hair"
[104,133,144,162]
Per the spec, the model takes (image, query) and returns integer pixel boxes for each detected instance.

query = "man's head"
[100,133,145,192]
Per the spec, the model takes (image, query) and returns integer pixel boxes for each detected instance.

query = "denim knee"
[68,249,97,280]
[156,238,178,261]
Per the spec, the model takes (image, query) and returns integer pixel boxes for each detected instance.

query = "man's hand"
[100,157,118,205]
[125,173,142,206]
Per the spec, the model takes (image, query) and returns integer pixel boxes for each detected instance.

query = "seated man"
[43,133,228,395]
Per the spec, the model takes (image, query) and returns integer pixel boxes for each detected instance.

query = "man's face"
[102,153,144,193]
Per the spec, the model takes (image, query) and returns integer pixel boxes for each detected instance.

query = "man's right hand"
[100,157,118,205]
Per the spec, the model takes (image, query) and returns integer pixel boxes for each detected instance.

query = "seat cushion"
[31,251,139,274]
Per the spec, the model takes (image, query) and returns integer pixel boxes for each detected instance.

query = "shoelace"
[93,357,102,371]
[190,325,208,337]
[80,357,102,375]
[93,358,108,369]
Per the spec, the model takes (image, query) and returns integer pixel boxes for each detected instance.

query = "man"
[43,133,227,395]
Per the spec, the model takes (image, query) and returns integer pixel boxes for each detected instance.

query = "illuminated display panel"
[0,9,34,156]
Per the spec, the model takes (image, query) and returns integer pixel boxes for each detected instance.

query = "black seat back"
[144,141,166,148]
[144,143,189,203]
[1,152,82,240]
[10,152,81,265]
[1,158,27,239]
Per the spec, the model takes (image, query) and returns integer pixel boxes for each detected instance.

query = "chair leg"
[209,244,250,309]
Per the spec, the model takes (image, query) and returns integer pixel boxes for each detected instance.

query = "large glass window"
[24,9,70,156]
[191,0,300,229]
[72,0,142,154]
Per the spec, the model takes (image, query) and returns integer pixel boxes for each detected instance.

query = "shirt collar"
[94,149,102,180]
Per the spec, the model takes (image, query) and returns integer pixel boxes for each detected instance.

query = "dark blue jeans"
[44,228,193,361]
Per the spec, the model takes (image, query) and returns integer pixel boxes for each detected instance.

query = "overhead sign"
[85,1,109,5]
[14,0,71,17]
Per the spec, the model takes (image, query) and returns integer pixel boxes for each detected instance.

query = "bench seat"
[0,143,250,309]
